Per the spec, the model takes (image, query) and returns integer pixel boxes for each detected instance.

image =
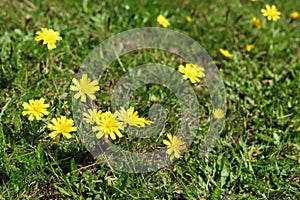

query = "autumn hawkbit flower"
[246,44,254,52]
[83,108,102,125]
[115,107,152,128]
[178,63,205,83]
[70,74,100,102]
[47,116,77,143]
[185,16,192,22]
[252,17,262,28]
[290,11,299,20]
[22,98,50,121]
[261,4,281,21]
[213,109,225,119]
[163,133,186,160]
[34,28,62,50]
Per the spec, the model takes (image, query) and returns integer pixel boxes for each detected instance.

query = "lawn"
[0,0,299,199]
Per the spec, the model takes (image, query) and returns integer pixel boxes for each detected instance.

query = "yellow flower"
[251,0,258,2]
[157,15,170,28]
[185,16,192,22]
[115,107,152,127]
[22,98,50,121]
[70,74,100,102]
[83,108,102,125]
[47,116,77,143]
[252,17,262,29]
[219,49,233,59]
[92,111,123,140]
[34,28,62,50]
[163,133,186,160]
[213,109,225,119]
[178,63,205,83]
[246,44,254,52]
[290,11,299,20]
[261,4,281,21]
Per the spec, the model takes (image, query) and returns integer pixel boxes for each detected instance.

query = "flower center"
[186,68,198,77]
[58,124,68,133]
[170,140,181,151]
[33,104,42,112]
[268,9,277,17]
[45,32,57,43]
[103,118,117,131]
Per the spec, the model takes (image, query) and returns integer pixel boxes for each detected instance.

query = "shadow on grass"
[0,169,10,186]
[0,74,13,90]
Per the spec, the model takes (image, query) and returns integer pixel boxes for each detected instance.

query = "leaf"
[56,186,72,197]
[82,0,88,13]
[211,185,222,200]
[256,133,274,142]
[220,163,229,188]
[285,155,298,161]
[273,133,280,145]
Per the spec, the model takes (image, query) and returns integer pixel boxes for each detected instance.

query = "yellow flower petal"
[163,139,171,146]
[290,11,299,20]
[93,111,123,140]
[246,44,254,52]
[220,49,233,59]
[185,16,192,22]
[157,15,170,28]
[251,17,262,29]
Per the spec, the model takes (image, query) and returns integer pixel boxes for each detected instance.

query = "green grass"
[0,0,299,199]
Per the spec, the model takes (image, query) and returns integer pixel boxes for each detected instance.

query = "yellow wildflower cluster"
[82,106,153,141]
[22,72,154,144]
[157,15,170,28]
[22,97,76,144]
[219,4,296,59]
[70,74,152,141]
